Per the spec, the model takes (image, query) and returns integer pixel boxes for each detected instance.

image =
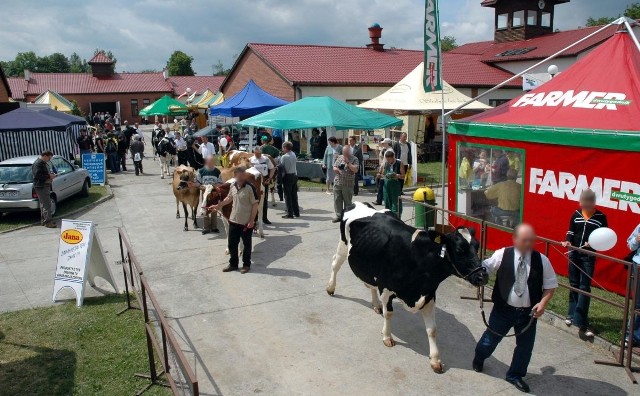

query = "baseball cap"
[382,138,392,144]
[261,135,268,141]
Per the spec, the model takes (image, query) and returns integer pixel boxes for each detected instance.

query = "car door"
[51,157,76,200]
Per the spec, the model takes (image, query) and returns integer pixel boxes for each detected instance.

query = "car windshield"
[0,164,33,184]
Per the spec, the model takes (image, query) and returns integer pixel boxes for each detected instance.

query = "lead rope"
[479,286,536,338]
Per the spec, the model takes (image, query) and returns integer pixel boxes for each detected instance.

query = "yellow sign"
[61,229,83,245]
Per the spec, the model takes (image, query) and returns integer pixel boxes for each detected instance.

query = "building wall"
[0,82,9,102]
[24,92,170,122]
[456,87,523,105]
[222,49,294,101]
[298,85,390,103]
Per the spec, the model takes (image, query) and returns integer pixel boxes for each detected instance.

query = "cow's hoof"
[383,338,395,347]
[373,306,382,315]
[326,288,335,296]
[224,249,230,255]
[176,214,180,219]
[183,227,188,232]
[430,362,444,374]
[272,203,276,207]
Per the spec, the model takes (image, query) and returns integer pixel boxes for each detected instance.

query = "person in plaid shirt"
[332,145,359,223]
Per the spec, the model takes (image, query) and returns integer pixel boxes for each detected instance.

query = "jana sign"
[423,0,442,93]
[53,219,118,306]
[82,153,106,185]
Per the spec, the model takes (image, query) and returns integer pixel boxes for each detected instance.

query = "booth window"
[527,10,538,25]
[131,99,139,117]
[456,143,524,227]
[143,98,150,107]
[489,99,510,107]
[541,12,551,27]
[497,13,508,29]
[512,11,525,27]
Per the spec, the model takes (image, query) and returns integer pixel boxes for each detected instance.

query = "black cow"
[326,202,488,373]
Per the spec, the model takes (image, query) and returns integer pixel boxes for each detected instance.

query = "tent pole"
[442,20,620,117]
[623,18,640,53]
[437,4,446,212]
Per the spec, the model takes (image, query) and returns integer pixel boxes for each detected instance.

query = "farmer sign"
[423,0,442,92]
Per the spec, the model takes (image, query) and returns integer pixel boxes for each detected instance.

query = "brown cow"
[225,150,277,206]
[172,165,199,231]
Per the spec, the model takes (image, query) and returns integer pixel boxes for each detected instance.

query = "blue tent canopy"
[209,80,289,118]
[37,108,86,126]
[0,108,71,131]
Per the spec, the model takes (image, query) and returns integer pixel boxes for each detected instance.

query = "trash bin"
[413,187,436,229]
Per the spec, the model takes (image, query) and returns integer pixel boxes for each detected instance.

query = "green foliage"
[586,16,616,27]
[212,59,231,76]
[166,50,195,76]
[441,35,458,52]
[69,52,90,73]
[70,100,83,117]
[586,2,640,27]
[1,51,92,76]
[625,2,640,19]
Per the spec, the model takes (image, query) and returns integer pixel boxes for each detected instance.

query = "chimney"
[24,70,31,82]
[162,69,169,80]
[367,23,385,52]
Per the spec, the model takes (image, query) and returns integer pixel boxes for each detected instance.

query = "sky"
[0,0,631,75]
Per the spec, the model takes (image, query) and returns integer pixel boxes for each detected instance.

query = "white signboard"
[53,219,118,306]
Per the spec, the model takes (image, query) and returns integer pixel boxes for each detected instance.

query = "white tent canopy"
[359,62,491,112]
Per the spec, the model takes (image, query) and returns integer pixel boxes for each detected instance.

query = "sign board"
[53,219,118,306]
[81,153,106,185]
[522,73,552,91]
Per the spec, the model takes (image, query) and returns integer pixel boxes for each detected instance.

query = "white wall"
[298,85,389,102]
[456,87,523,105]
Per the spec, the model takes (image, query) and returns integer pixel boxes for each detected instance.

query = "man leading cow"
[189,155,222,235]
[473,223,557,394]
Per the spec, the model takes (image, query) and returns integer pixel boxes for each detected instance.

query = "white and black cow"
[326,202,488,373]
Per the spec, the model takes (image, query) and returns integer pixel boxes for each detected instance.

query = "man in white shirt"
[174,131,188,166]
[134,122,145,142]
[473,223,557,394]
[194,135,215,160]
[249,146,275,225]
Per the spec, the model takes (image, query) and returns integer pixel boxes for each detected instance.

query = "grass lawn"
[0,185,109,233]
[0,294,169,396]
[297,179,326,189]
[417,161,444,185]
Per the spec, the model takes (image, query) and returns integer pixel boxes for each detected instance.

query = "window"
[489,99,511,107]
[497,13,508,29]
[541,12,551,27]
[456,143,525,227]
[143,98,150,107]
[52,158,73,175]
[496,47,537,57]
[131,99,139,117]
[512,10,525,27]
[527,10,538,25]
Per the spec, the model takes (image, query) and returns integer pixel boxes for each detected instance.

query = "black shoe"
[373,201,382,205]
[222,265,238,272]
[240,266,250,274]
[294,214,300,218]
[263,219,272,225]
[472,358,483,372]
[211,228,220,233]
[282,215,294,219]
[331,218,341,223]
[202,229,210,235]
[506,378,530,393]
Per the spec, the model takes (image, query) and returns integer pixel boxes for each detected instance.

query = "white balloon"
[219,137,228,148]
[588,227,617,251]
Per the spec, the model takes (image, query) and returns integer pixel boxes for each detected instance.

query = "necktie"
[514,256,527,297]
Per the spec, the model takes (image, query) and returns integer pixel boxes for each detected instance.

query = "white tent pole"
[623,18,640,53]
[443,20,620,117]
[437,5,447,211]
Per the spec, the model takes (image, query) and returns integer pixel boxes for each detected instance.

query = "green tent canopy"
[237,96,403,130]
[139,95,188,116]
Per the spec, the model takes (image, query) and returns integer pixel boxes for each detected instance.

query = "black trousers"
[133,160,143,175]
[262,184,269,221]
[177,150,188,166]
[118,152,127,170]
[283,174,300,216]
[228,222,252,267]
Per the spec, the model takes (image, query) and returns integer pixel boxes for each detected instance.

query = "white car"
[0,155,91,216]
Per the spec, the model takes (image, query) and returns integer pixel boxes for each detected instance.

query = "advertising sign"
[81,153,106,185]
[53,219,118,306]
[423,0,442,92]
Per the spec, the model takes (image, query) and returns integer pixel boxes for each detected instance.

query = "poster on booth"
[53,219,118,306]
[81,153,106,185]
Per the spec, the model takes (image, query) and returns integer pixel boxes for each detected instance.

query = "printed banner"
[424,0,442,92]
[82,153,106,185]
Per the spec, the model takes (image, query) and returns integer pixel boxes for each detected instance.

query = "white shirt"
[482,248,558,308]
[249,155,274,177]
[175,137,187,151]
[198,142,215,158]
[135,128,144,142]
[399,142,409,165]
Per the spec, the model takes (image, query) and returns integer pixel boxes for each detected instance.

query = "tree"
[586,16,615,27]
[625,2,640,19]
[441,36,458,52]
[70,100,83,117]
[166,51,195,76]
[212,60,230,76]
[69,52,90,73]
[38,53,70,73]
[10,51,39,75]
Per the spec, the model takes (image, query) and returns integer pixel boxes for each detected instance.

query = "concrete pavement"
[0,131,636,395]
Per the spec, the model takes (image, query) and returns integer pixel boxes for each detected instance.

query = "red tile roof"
[7,78,27,100]
[88,52,114,64]
[249,43,424,86]
[442,53,521,88]
[451,25,618,63]
[18,72,172,96]
[168,75,225,96]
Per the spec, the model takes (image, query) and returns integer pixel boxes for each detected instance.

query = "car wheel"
[50,195,57,216]
[80,179,90,198]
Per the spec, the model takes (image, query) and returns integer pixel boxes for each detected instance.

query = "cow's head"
[430,228,488,287]
[175,168,194,190]
[198,183,230,216]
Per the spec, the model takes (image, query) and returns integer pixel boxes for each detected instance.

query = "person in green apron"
[383,150,406,217]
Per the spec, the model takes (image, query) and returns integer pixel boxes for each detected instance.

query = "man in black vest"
[473,224,557,393]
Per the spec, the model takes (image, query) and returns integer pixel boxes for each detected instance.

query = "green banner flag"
[424,0,442,92]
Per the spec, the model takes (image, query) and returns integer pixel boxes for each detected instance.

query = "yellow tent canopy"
[194,90,223,109]
[33,90,75,113]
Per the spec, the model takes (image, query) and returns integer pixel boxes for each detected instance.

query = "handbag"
[134,152,142,162]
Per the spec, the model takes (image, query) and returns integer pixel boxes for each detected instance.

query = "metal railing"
[118,228,199,395]
[399,196,640,383]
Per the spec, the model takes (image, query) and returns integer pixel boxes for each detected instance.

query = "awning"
[33,90,75,113]
[209,80,288,117]
[139,95,188,116]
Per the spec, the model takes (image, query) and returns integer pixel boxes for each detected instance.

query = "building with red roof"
[221,0,625,108]
[7,52,224,122]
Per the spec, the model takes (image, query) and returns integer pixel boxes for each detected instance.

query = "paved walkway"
[0,132,636,395]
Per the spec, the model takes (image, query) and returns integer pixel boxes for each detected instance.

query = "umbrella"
[139,95,188,116]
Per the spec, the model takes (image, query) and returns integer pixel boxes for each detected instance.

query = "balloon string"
[550,244,613,295]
